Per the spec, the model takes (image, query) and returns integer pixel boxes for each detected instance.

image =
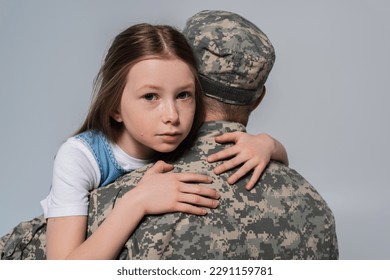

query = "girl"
[43,23,288,259]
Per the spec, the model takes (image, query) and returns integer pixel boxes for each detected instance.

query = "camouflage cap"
[183,10,275,105]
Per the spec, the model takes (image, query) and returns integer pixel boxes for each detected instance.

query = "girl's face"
[113,57,196,159]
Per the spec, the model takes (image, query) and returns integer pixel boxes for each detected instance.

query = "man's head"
[183,10,275,125]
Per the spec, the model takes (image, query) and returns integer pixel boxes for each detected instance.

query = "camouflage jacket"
[87,121,339,259]
[0,215,46,260]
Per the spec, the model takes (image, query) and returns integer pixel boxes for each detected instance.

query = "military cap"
[183,10,275,105]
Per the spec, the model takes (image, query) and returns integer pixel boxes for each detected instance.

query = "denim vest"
[76,130,127,187]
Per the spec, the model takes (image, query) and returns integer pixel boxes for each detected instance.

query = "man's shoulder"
[262,161,311,188]
[255,161,332,210]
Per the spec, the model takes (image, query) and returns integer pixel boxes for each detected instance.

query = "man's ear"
[251,86,266,111]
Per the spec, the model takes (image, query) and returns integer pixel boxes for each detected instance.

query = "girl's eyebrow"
[138,84,162,91]
[138,82,195,91]
[176,82,196,90]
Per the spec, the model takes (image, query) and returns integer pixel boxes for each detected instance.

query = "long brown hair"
[75,23,204,159]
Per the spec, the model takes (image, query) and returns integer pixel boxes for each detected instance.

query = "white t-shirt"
[40,137,151,218]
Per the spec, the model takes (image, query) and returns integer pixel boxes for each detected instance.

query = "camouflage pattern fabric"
[87,121,339,259]
[183,10,275,105]
[0,215,47,260]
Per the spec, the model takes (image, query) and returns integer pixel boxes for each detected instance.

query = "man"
[87,10,338,259]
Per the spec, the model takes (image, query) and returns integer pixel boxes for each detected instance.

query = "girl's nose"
[162,101,179,125]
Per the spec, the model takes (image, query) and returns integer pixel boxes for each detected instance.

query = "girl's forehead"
[125,57,196,89]
[135,55,191,67]
[128,57,195,76]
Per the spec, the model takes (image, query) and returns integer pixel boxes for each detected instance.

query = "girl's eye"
[177,91,192,99]
[143,93,158,101]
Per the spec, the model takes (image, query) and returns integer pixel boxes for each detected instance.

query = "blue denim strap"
[76,130,127,187]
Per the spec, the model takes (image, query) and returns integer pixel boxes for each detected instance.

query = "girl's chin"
[155,142,183,154]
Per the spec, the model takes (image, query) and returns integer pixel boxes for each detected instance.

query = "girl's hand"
[207,132,289,190]
[132,160,220,216]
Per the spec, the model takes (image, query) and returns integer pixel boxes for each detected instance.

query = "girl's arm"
[207,132,289,191]
[47,161,219,259]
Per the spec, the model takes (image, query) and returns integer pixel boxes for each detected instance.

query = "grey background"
[1,0,389,260]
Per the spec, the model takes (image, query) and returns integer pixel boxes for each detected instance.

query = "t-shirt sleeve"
[40,137,101,218]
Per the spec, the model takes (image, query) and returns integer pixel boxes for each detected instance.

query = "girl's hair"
[75,23,204,159]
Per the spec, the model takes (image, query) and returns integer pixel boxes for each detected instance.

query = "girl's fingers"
[214,131,241,143]
[213,155,244,175]
[227,160,266,187]
[177,192,219,209]
[146,160,174,175]
[175,173,213,184]
[175,203,208,216]
[244,165,266,191]
[179,184,220,199]
[207,146,238,163]
[208,132,241,162]
[226,160,255,185]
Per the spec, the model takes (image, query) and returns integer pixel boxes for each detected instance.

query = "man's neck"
[204,111,225,122]
[204,111,248,127]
